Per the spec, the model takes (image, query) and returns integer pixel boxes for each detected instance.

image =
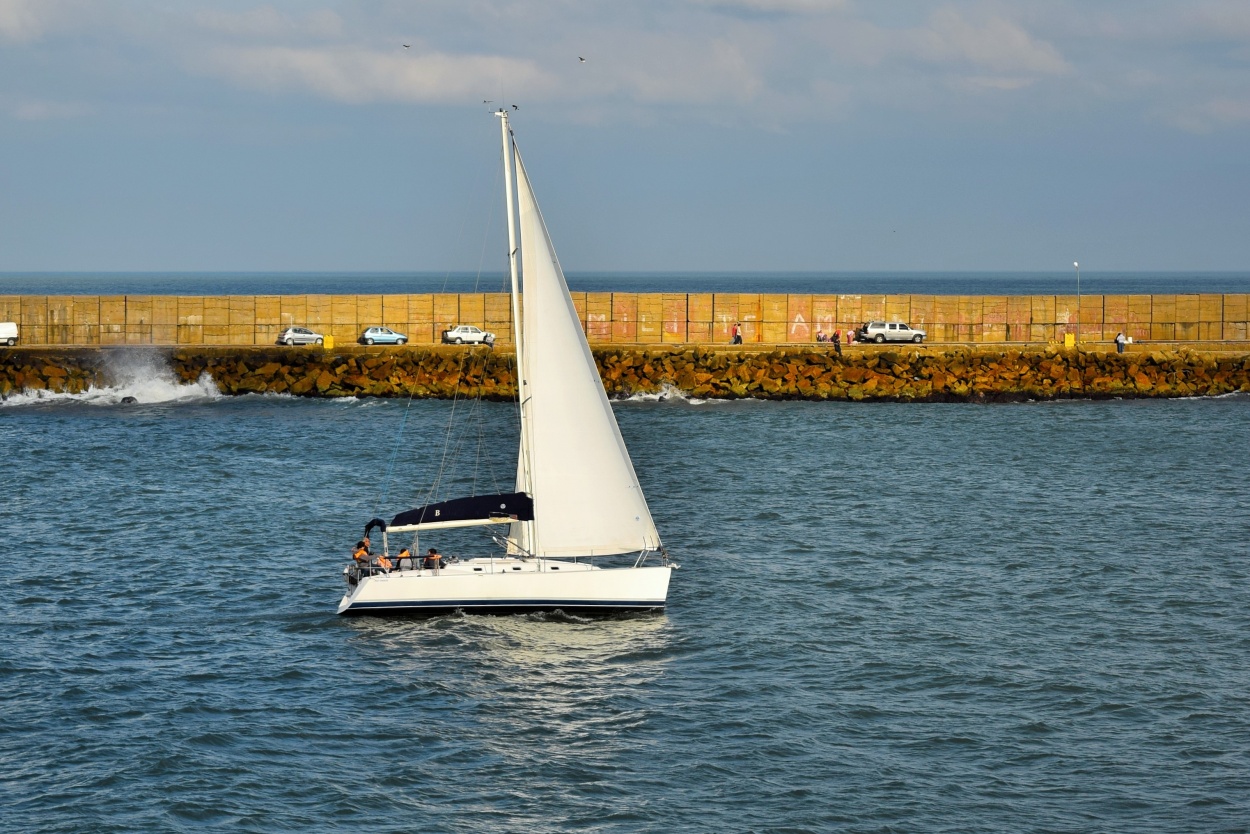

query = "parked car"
[360,326,408,345]
[441,324,496,345]
[276,326,324,346]
[0,322,17,346]
[857,321,926,344]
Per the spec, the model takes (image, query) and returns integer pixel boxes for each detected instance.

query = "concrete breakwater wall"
[4,346,1249,402]
[3,292,1249,347]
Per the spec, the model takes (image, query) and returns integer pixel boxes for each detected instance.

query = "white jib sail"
[511,148,662,558]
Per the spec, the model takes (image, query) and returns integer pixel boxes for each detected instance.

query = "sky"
[1,0,1248,273]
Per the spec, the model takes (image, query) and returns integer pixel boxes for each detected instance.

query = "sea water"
[3,270,1250,296]
[2,360,1248,833]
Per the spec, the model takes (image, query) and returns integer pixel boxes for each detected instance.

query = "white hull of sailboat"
[337,558,672,616]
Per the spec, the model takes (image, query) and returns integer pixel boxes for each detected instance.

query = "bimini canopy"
[387,492,534,533]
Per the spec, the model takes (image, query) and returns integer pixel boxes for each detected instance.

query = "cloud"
[1166,97,1250,133]
[194,6,342,39]
[190,46,556,104]
[1091,0,1250,43]
[0,0,48,41]
[910,9,1070,77]
[600,32,768,106]
[2,0,1248,137]
[12,99,94,121]
[692,0,848,14]
[956,76,1037,92]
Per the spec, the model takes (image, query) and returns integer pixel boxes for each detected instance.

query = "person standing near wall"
[731,322,742,345]
[1116,332,1127,354]
[832,329,843,356]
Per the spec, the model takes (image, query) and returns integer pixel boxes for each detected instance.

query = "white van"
[0,322,17,346]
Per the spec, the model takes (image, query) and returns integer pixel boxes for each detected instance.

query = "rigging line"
[437,349,498,501]
[373,397,413,519]
[468,352,501,497]
[473,160,503,295]
[462,352,493,496]
[372,349,426,519]
[423,348,469,505]
[442,135,501,295]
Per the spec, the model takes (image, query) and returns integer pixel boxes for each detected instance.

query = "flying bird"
[402,44,410,48]
[512,104,518,110]
[579,56,586,62]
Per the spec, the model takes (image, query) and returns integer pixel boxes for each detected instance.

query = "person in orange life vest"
[423,547,445,570]
[395,547,412,570]
[353,537,376,575]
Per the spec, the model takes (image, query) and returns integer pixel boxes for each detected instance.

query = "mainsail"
[508,148,662,558]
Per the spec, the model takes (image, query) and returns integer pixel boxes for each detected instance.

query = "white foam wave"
[1,353,221,408]
[617,382,727,406]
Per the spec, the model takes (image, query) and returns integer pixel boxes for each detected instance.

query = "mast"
[498,109,524,395]
[498,109,537,556]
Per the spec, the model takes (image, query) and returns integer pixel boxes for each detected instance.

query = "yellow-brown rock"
[3,345,1250,403]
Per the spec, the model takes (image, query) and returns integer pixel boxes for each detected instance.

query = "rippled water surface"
[3,370,1249,833]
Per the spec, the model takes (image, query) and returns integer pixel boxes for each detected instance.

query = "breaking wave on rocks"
[616,382,731,406]
[0,351,221,408]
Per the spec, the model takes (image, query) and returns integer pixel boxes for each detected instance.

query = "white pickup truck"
[856,321,926,344]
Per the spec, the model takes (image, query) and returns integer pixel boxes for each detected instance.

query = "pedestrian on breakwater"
[832,329,843,356]
[731,322,742,345]
[816,329,826,342]
[1116,332,1127,354]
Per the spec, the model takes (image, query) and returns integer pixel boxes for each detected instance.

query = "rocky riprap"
[3,345,1249,402]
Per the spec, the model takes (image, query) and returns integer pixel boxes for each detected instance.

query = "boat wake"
[1,352,221,408]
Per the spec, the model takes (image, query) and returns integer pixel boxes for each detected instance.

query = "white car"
[277,326,324,346]
[442,325,496,345]
[857,321,926,344]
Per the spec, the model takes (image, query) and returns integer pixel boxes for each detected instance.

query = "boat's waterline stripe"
[343,598,664,611]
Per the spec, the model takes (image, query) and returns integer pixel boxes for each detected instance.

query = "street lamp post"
[1073,261,1080,346]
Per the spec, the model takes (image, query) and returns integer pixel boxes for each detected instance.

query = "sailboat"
[336,110,675,616]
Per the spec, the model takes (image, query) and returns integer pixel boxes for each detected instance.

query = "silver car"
[857,321,926,344]
[441,325,496,345]
[360,326,408,345]
[277,326,324,346]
